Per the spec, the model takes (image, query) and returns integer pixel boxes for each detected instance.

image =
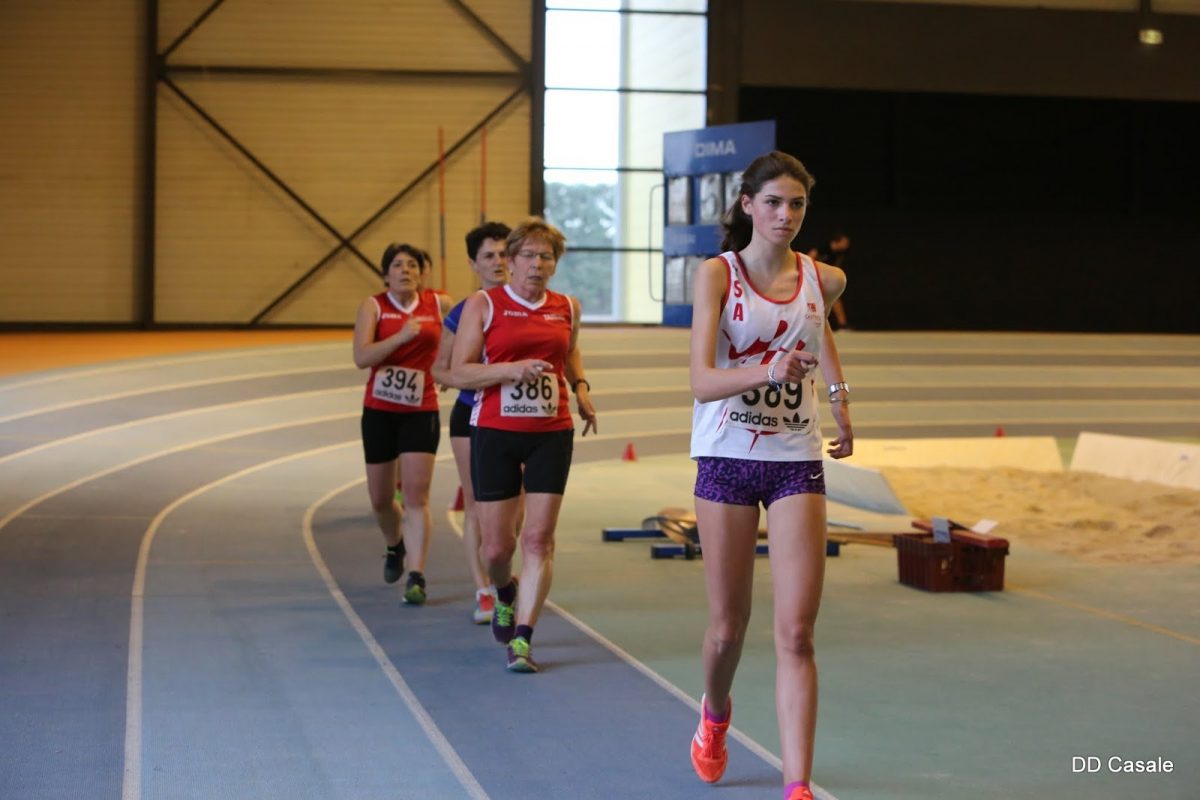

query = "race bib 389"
[727,382,814,434]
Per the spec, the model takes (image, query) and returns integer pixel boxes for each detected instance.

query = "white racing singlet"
[691,251,826,461]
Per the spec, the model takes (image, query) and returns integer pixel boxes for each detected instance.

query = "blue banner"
[663,120,776,177]
[661,121,776,326]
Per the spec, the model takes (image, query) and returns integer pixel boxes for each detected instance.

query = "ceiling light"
[1138,27,1164,45]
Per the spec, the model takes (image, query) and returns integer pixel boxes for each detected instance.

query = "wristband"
[572,379,591,394]
[766,362,783,391]
[828,381,850,397]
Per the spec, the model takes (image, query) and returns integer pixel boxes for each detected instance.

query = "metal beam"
[160,75,376,268]
[530,1,547,216]
[141,0,159,327]
[446,0,530,72]
[167,64,523,82]
[149,0,535,327]
[250,85,529,324]
[161,0,229,61]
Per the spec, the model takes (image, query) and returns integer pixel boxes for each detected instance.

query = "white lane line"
[123,440,357,800]
[304,477,490,800]
[0,343,345,393]
[0,412,356,532]
[0,386,360,466]
[0,417,690,532]
[0,365,355,424]
[444,511,838,800]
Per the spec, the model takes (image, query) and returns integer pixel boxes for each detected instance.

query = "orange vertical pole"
[437,126,447,292]
[480,125,488,224]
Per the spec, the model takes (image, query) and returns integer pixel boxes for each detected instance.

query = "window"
[543,2,707,321]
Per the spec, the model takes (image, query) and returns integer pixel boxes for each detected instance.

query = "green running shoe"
[402,571,426,605]
[491,579,517,643]
[506,636,538,673]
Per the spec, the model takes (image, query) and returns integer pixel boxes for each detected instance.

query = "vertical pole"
[529,1,546,216]
[480,125,487,224]
[438,126,447,292]
[140,0,159,327]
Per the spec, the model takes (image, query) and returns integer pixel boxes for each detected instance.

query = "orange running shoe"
[690,694,731,783]
[472,587,495,624]
[786,785,815,800]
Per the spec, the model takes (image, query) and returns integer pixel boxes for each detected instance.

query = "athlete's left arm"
[431,327,456,390]
[565,296,598,436]
[437,292,454,318]
[818,263,853,459]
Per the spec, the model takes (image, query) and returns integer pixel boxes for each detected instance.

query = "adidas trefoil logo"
[783,412,811,432]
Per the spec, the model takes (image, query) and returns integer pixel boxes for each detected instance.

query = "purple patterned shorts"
[694,457,826,508]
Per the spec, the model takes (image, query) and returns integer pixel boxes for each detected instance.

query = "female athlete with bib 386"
[450,218,597,673]
[688,152,853,800]
[353,242,452,606]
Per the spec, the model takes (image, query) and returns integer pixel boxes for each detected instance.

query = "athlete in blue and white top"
[686,151,853,800]
[431,221,512,624]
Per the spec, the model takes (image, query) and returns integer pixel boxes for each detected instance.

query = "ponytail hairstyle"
[719,151,816,253]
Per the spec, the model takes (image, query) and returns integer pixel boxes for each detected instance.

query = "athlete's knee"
[369,492,397,515]
[481,534,517,566]
[519,525,556,559]
[708,612,751,654]
[399,480,431,506]
[774,620,816,659]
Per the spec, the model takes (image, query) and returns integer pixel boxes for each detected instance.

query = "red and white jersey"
[691,251,826,461]
[471,285,575,433]
[362,289,443,413]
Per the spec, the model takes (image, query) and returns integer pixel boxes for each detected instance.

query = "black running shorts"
[361,407,440,463]
[448,400,473,439]
[470,427,574,501]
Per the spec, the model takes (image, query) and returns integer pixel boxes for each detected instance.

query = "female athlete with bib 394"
[353,242,452,606]
[450,218,597,673]
[687,151,853,800]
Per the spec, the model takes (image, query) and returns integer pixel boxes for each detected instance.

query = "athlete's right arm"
[689,258,775,403]
[352,296,420,369]
[449,291,550,389]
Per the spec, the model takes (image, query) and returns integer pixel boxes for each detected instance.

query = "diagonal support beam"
[160,75,377,276]
[445,0,530,72]
[249,84,529,324]
[161,0,229,61]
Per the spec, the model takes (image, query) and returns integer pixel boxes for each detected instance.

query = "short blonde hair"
[506,217,567,261]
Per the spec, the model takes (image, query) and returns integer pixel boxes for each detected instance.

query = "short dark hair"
[380,243,424,276]
[417,248,433,273]
[466,221,512,261]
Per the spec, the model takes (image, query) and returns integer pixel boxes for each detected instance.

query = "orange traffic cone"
[449,485,464,511]
[994,426,1005,437]
[622,442,637,461]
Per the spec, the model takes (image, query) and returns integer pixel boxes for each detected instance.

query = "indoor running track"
[0,337,807,800]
